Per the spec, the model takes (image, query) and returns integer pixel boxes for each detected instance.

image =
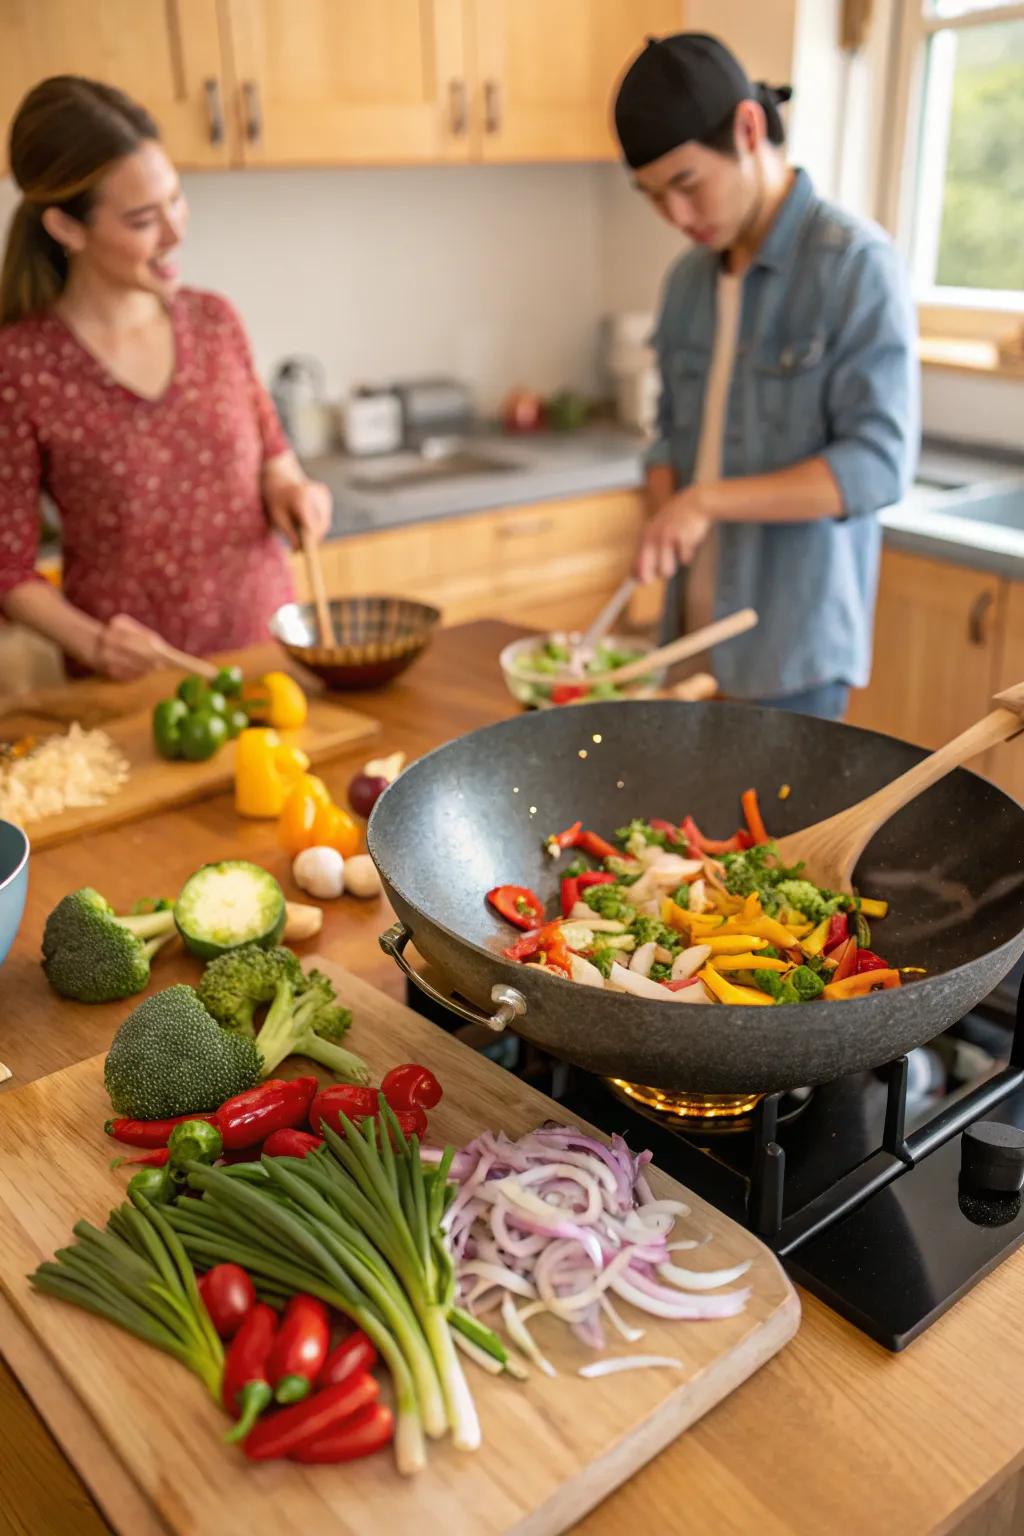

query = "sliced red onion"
[657,1259,752,1292]
[502,1293,556,1378]
[578,1355,682,1378]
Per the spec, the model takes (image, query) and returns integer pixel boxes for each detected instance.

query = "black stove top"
[407,963,1024,1351]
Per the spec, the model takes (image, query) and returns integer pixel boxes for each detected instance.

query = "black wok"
[367,701,1024,1094]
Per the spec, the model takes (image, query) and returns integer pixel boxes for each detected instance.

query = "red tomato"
[198,1264,255,1339]
[380,1064,444,1112]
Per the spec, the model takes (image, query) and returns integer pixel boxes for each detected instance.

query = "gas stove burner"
[605,1080,813,1135]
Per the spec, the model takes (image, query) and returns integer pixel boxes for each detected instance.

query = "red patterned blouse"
[0,288,295,655]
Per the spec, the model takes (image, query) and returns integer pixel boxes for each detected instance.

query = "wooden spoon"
[587,607,758,687]
[301,527,336,648]
[774,682,1024,892]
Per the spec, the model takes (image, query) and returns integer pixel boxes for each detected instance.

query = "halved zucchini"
[174,860,286,959]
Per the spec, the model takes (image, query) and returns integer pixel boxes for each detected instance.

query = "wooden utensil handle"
[593,608,758,686]
[301,527,335,648]
[151,641,218,681]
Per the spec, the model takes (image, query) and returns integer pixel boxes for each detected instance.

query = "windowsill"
[918,335,1024,381]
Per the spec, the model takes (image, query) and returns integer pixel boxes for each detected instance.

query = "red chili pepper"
[578,829,618,861]
[243,1374,380,1462]
[198,1264,255,1340]
[486,883,545,931]
[680,816,748,856]
[311,1084,382,1134]
[215,1077,317,1150]
[379,1064,444,1112]
[267,1294,332,1404]
[104,1112,218,1148]
[110,1146,171,1169]
[825,913,850,953]
[222,1302,278,1443]
[662,976,701,992]
[317,1330,378,1388]
[547,820,582,851]
[740,788,769,845]
[649,817,685,844]
[855,948,890,974]
[577,871,618,891]
[560,875,580,918]
[262,1127,324,1158]
[289,1401,394,1464]
[550,683,586,706]
[830,936,859,983]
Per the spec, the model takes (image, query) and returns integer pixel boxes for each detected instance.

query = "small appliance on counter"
[270,355,332,457]
[604,312,659,434]
[340,386,403,457]
[391,376,475,449]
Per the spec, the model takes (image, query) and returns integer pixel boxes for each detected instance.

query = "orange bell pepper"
[311,801,360,859]
[278,775,330,854]
[741,787,769,845]
[823,969,901,1000]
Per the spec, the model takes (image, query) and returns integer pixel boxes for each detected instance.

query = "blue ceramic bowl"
[0,819,29,968]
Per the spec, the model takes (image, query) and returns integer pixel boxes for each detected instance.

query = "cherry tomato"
[198,1263,256,1339]
[380,1063,444,1112]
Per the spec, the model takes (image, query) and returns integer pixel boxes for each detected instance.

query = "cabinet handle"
[484,78,501,134]
[203,78,225,146]
[241,79,262,145]
[968,590,994,646]
[449,78,468,135]
[498,517,554,539]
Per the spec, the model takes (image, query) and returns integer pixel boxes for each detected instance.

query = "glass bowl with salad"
[499,632,664,709]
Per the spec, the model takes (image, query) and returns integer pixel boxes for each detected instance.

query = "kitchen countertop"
[3,619,1024,1536]
[306,429,1024,581]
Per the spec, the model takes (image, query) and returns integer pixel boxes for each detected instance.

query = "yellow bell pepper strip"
[703,934,769,955]
[234,730,311,818]
[712,953,789,972]
[244,671,308,731]
[858,897,889,919]
[801,918,831,956]
[823,969,901,1000]
[699,967,774,1006]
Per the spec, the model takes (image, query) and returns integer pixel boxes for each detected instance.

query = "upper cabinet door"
[470,0,683,162]
[0,0,233,172]
[224,0,470,165]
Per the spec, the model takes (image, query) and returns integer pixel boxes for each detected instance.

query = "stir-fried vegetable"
[487,793,905,1005]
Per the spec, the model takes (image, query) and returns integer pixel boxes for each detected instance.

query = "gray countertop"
[307,429,1024,581]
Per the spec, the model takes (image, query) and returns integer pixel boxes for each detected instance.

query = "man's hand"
[266,478,332,549]
[634,486,712,583]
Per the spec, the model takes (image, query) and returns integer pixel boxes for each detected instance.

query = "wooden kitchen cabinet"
[845,549,1002,749]
[988,581,1024,805]
[0,0,233,171]
[470,0,683,162]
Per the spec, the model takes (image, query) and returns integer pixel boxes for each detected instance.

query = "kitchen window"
[887,0,1024,321]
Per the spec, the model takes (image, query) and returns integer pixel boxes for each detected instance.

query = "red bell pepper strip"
[243,1374,380,1461]
[550,683,586,706]
[740,788,769,845]
[311,1083,383,1133]
[855,948,890,974]
[503,919,571,975]
[223,1302,278,1443]
[680,816,749,856]
[379,1063,444,1112]
[262,1127,324,1158]
[825,913,850,953]
[198,1264,255,1340]
[577,871,618,891]
[104,1112,218,1148]
[110,1146,171,1169]
[267,1294,331,1404]
[830,937,859,983]
[317,1330,378,1388]
[547,821,582,852]
[662,976,702,992]
[578,829,619,861]
[215,1077,317,1151]
[289,1401,395,1464]
[650,817,685,845]
[560,876,580,917]
[486,884,545,930]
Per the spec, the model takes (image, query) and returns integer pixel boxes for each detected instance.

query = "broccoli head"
[774,879,847,926]
[631,913,679,952]
[42,887,177,1003]
[196,944,302,1035]
[104,983,261,1118]
[582,883,635,921]
[777,966,826,1005]
[253,965,370,1084]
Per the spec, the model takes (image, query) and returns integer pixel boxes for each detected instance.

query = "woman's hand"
[634,487,712,584]
[266,478,332,549]
[93,613,169,680]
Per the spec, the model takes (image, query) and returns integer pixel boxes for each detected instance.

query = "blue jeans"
[751,682,850,721]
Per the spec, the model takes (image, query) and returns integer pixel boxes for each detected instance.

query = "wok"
[367,701,1024,1094]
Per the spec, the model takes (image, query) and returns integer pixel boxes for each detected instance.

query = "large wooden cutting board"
[1,699,379,850]
[0,962,800,1536]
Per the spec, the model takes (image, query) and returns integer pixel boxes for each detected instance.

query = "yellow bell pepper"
[661,898,694,934]
[747,915,799,950]
[712,953,789,971]
[244,670,308,731]
[858,897,889,919]
[698,967,774,1006]
[234,729,310,818]
[703,934,768,955]
[823,969,901,1000]
[802,918,831,956]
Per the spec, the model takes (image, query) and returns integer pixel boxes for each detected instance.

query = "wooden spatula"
[586,607,758,687]
[774,682,1024,892]
[301,527,336,648]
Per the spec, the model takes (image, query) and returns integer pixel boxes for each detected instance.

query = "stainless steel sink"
[929,480,1024,533]
[347,447,521,492]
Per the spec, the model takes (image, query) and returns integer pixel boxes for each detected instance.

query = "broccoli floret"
[614,818,669,850]
[196,944,302,1035]
[561,857,591,880]
[650,961,673,982]
[588,945,616,979]
[774,879,847,925]
[42,887,177,1003]
[104,983,261,1118]
[249,964,371,1084]
[631,914,679,951]
[752,969,784,1000]
[777,966,826,1005]
[582,883,635,921]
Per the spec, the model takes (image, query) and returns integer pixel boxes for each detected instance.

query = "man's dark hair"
[699,91,788,156]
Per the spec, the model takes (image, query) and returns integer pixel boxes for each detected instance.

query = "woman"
[0,76,330,679]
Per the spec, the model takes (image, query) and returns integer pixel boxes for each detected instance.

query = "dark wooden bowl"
[270,596,441,690]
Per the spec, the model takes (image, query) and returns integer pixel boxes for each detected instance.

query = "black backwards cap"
[614,32,793,170]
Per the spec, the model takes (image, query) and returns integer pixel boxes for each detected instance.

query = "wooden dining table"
[2,618,1024,1535]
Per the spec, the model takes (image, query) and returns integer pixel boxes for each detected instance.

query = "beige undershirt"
[685,269,742,635]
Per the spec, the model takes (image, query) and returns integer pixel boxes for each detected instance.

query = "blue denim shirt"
[647,168,919,699]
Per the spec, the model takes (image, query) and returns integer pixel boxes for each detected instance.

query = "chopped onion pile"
[437,1125,752,1373]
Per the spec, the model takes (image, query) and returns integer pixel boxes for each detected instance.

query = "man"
[614,34,919,719]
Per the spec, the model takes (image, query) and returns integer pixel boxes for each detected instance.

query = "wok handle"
[379,921,527,1033]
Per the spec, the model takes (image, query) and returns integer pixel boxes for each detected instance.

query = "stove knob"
[960,1122,1024,1195]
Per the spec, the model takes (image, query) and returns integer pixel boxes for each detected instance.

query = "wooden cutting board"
[1,700,379,851]
[0,962,799,1536]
